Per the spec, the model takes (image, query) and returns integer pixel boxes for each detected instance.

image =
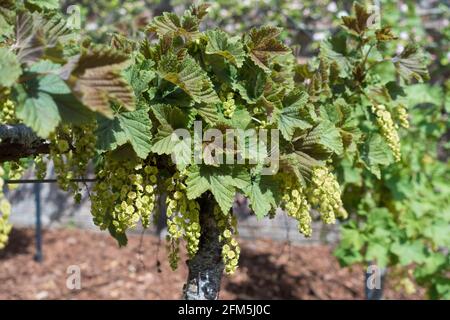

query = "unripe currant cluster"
[222,92,236,118]
[213,204,240,274]
[165,171,201,270]
[396,104,409,129]
[0,99,16,124]
[0,166,12,250]
[49,123,97,202]
[6,161,25,191]
[91,155,158,238]
[34,155,47,180]
[372,104,401,162]
[308,166,347,224]
[280,174,312,237]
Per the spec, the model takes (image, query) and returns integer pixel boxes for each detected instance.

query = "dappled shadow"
[224,245,305,299]
[0,228,33,260]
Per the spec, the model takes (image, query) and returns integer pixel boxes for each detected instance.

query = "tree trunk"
[0,124,49,162]
[183,195,224,300]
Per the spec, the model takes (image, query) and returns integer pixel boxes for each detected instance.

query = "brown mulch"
[0,228,424,300]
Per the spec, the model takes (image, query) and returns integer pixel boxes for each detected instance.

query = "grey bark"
[183,195,224,300]
[0,124,49,162]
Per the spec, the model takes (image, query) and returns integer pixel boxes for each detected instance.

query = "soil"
[0,228,424,300]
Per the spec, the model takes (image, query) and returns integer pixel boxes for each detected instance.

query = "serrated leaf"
[0,48,22,87]
[151,124,178,155]
[196,103,219,125]
[361,134,393,178]
[190,3,210,20]
[341,2,371,35]
[123,57,155,96]
[246,26,290,73]
[280,152,320,186]
[232,60,267,104]
[25,0,59,10]
[150,104,189,129]
[185,165,238,214]
[274,90,312,140]
[15,12,73,64]
[209,174,235,214]
[314,120,344,155]
[72,45,130,74]
[158,53,220,104]
[185,166,210,200]
[319,39,351,78]
[16,92,61,138]
[245,182,271,218]
[205,30,246,67]
[73,66,135,117]
[95,116,127,152]
[393,44,429,83]
[117,108,153,159]
[375,27,398,42]
[147,11,200,40]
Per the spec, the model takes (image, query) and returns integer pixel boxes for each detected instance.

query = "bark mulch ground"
[0,228,424,300]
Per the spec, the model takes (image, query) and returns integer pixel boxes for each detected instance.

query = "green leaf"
[274,90,312,140]
[185,166,210,200]
[117,108,153,159]
[158,53,220,104]
[365,242,390,268]
[151,124,178,155]
[229,107,252,129]
[209,174,235,214]
[39,74,71,94]
[279,152,319,186]
[0,48,22,87]
[391,241,427,266]
[314,120,344,155]
[95,116,127,152]
[16,92,61,138]
[245,182,272,218]
[319,39,351,78]
[361,134,393,178]
[146,7,204,41]
[123,57,155,96]
[246,26,290,73]
[25,0,59,10]
[53,94,95,125]
[232,61,267,104]
[393,44,429,83]
[205,30,246,68]
[185,165,237,214]
[196,104,219,125]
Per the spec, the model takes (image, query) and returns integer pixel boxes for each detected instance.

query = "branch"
[0,124,49,162]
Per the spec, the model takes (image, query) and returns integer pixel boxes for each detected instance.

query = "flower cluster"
[91,155,158,238]
[309,167,346,224]
[214,204,240,274]
[372,104,401,161]
[0,167,12,250]
[166,171,201,270]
